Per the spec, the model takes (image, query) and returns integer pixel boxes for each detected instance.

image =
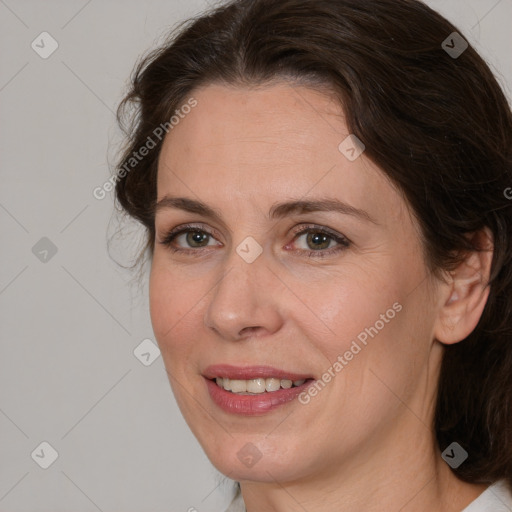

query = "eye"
[158,224,221,253]
[158,223,350,259]
[287,225,350,258]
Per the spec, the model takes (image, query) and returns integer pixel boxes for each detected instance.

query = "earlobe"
[434,228,493,345]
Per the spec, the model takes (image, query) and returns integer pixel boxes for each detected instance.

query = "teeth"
[230,380,247,393]
[265,378,281,392]
[247,378,266,393]
[214,377,307,393]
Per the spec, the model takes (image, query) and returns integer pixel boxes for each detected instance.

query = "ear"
[434,228,493,345]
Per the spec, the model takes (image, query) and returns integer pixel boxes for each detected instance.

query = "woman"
[114,0,512,510]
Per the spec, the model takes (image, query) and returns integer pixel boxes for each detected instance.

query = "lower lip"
[205,378,313,415]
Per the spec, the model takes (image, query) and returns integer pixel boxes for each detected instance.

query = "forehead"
[159,81,345,171]
[156,82,405,225]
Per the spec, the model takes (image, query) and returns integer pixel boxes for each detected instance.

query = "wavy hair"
[114,0,512,489]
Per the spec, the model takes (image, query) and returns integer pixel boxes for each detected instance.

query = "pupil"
[308,232,329,250]
[188,231,208,246]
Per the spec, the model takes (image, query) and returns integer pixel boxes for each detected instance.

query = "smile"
[214,377,306,394]
[203,365,315,415]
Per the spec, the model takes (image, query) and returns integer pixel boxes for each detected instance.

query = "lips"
[203,364,315,415]
[203,364,313,381]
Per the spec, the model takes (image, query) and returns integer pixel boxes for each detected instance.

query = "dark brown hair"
[115,0,512,488]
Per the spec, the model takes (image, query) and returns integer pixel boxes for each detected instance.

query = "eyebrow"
[154,196,377,224]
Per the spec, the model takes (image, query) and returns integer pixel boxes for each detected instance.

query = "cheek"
[298,258,430,400]
[149,266,171,342]
[317,280,435,425]
[293,265,402,352]
[149,260,195,356]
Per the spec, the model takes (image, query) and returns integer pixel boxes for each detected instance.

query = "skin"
[149,82,492,511]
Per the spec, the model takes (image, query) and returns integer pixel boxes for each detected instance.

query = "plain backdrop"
[1,1,511,511]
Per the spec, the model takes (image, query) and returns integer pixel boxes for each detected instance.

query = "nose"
[203,248,284,341]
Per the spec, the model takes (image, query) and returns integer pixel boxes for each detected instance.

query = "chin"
[199,432,312,484]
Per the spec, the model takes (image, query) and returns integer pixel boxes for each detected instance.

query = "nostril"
[239,326,260,336]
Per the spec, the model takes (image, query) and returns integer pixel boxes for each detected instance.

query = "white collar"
[225,480,512,512]
[461,480,512,512]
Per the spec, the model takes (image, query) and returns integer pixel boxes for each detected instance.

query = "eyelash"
[158,223,350,259]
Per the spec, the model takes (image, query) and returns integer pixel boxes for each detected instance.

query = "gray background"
[0,1,511,511]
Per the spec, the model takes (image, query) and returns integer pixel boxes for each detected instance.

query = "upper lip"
[203,364,313,381]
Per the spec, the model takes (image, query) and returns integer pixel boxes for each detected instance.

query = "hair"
[114,0,512,490]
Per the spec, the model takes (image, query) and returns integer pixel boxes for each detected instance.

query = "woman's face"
[150,82,444,484]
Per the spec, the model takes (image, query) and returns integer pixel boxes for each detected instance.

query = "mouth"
[212,376,308,394]
[203,365,315,415]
